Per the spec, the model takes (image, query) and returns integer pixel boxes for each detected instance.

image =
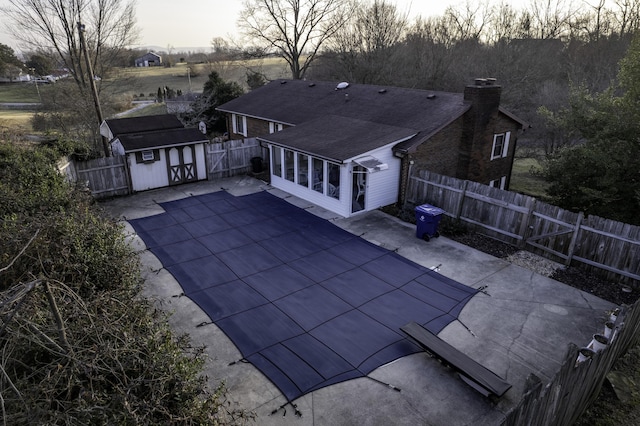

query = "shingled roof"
[115,128,208,152]
[217,79,471,159]
[102,114,184,139]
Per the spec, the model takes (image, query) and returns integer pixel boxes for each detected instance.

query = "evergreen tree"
[182,71,244,135]
[543,35,640,224]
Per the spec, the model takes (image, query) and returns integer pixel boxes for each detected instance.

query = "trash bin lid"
[415,204,445,216]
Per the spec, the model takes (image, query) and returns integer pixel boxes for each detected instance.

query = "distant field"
[0,58,291,129]
[0,82,49,103]
[114,57,291,98]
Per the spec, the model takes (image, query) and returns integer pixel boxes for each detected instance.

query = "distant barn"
[135,52,162,67]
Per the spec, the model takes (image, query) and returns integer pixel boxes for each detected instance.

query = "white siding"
[350,145,401,213]
[194,143,207,180]
[271,165,350,217]
[129,150,169,191]
[268,142,401,218]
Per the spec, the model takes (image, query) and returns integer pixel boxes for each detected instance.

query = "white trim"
[232,114,247,136]
[491,131,511,160]
[490,176,507,190]
[269,122,284,133]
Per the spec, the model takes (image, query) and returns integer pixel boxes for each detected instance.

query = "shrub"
[0,141,253,424]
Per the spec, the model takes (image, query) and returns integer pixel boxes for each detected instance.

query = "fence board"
[407,170,640,286]
[71,156,130,198]
[206,138,265,179]
[503,299,640,425]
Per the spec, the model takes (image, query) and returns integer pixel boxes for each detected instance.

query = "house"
[134,52,162,67]
[216,78,527,218]
[100,114,208,192]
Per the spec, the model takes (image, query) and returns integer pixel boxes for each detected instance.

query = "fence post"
[517,196,537,249]
[454,180,468,220]
[565,211,585,266]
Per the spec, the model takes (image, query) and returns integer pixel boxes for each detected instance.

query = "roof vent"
[378,89,387,94]
[336,81,349,90]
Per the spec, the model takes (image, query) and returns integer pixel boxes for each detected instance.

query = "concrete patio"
[101,176,615,425]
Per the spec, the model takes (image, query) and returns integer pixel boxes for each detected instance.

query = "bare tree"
[2,0,138,153]
[525,0,577,39]
[442,1,492,42]
[321,0,408,84]
[238,0,352,79]
[614,0,640,37]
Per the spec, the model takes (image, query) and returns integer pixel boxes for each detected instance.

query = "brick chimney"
[457,78,502,180]
[463,78,502,127]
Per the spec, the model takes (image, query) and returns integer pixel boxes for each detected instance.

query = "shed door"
[167,145,197,185]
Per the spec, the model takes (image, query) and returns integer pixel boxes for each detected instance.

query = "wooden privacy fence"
[206,138,266,180]
[406,170,640,285]
[58,138,266,199]
[502,299,640,425]
[59,155,130,199]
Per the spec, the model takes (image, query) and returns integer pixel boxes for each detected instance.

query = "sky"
[0,0,534,52]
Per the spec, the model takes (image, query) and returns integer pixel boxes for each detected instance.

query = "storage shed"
[101,115,209,192]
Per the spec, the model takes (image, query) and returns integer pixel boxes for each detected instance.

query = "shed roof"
[115,128,207,152]
[103,114,184,137]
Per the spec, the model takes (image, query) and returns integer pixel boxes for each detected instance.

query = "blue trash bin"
[415,204,445,241]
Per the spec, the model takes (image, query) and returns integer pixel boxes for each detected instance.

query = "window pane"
[328,162,340,199]
[297,153,309,187]
[272,146,282,177]
[235,115,244,134]
[492,134,504,159]
[284,149,294,182]
[313,158,324,194]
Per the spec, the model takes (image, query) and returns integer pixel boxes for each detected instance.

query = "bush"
[0,141,253,424]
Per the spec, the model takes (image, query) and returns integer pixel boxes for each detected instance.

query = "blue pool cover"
[130,190,477,401]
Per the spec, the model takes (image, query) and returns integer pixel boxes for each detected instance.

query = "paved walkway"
[101,176,615,425]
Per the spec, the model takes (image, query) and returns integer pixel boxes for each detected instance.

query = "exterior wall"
[484,115,520,188]
[128,143,207,192]
[405,82,520,192]
[353,145,401,212]
[226,115,286,140]
[194,143,208,180]
[409,118,464,177]
[128,149,169,191]
[268,142,400,218]
[270,161,350,217]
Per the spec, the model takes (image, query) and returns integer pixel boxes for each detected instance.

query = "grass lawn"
[0,82,52,103]
[0,110,34,131]
[510,155,550,199]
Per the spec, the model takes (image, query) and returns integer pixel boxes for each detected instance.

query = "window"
[328,162,340,199]
[272,146,282,177]
[135,149,158,163]
[297,153,309,187]
[284,149,294,182]
[491,131,511,160]
[269,122,283,133]
[232,114,246,136]
[313,158,324,194]
[489,176,507,190]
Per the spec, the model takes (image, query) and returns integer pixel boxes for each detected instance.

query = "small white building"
[101,114,208,192]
